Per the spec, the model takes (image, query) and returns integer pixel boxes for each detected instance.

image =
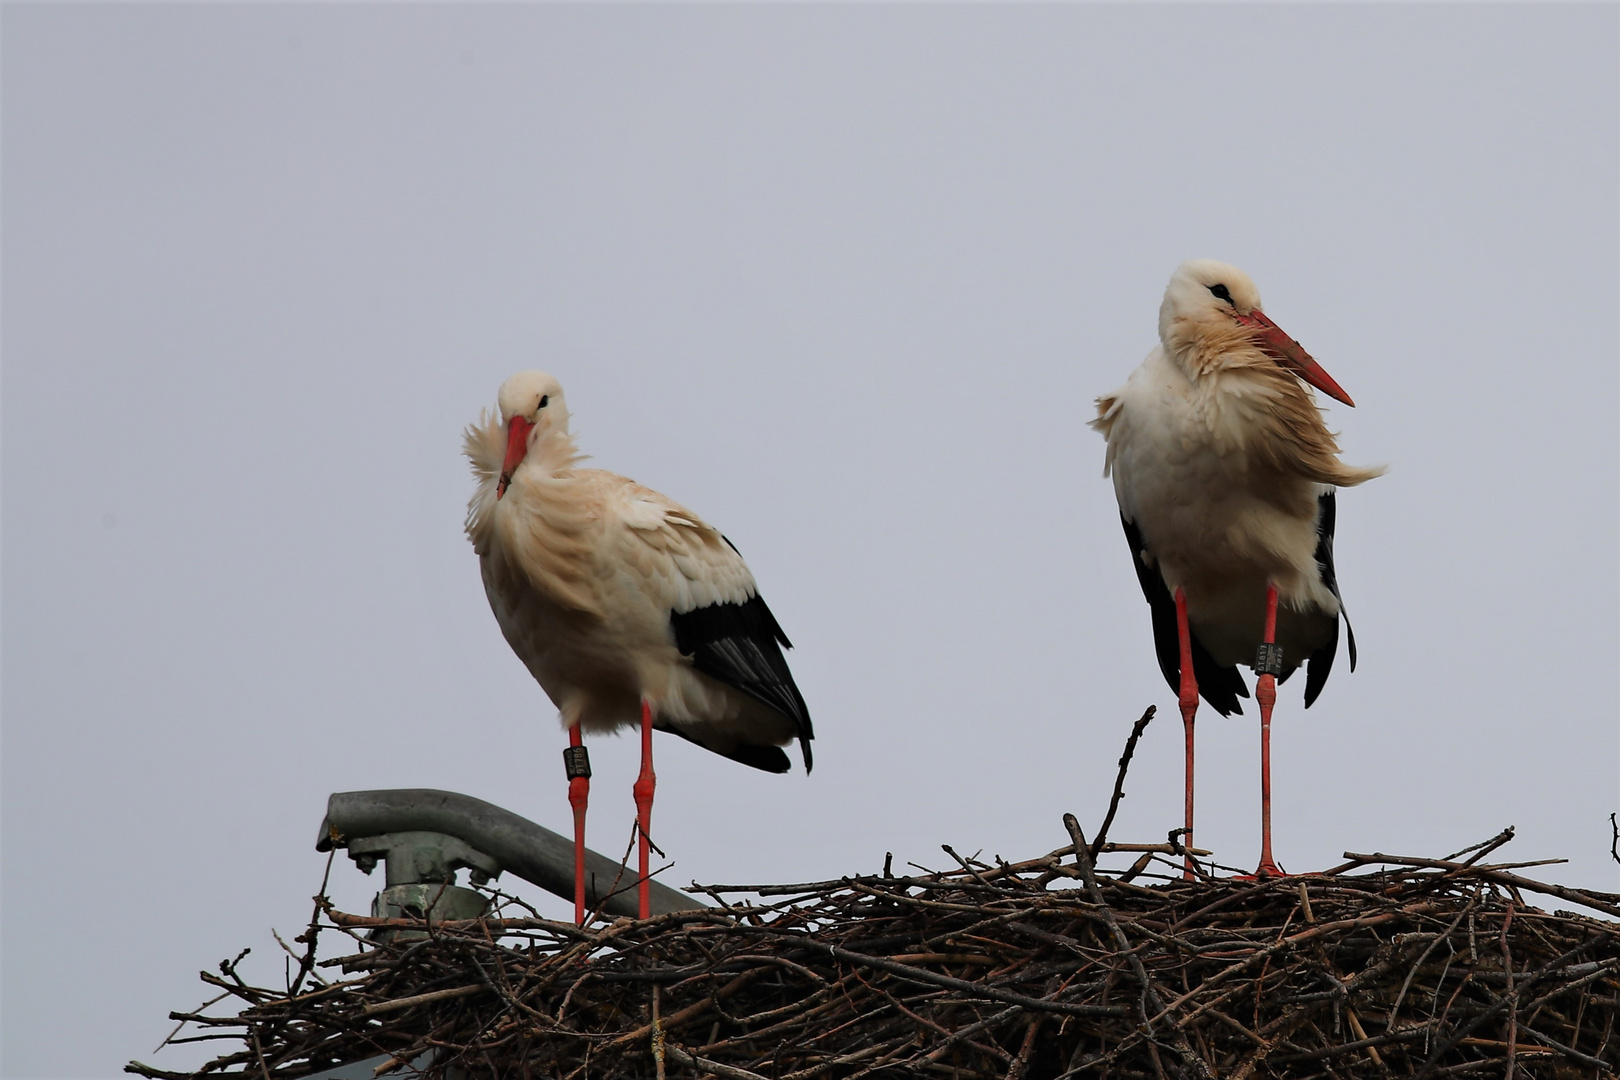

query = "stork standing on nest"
[1092,261,1382,876]
[465,372,813,921]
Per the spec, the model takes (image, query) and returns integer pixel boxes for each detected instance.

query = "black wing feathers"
[669,590,815,771]
[1303,489,1351,708]
[1120,515,1249,717]
[659,724,792,774]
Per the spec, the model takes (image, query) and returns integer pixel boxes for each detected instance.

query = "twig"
[1442,826,1515,865]
[652,983,667,1080]
[664,1043,769,1080]
[362,983,486,1017]
[150,991,230,1054]
[1091,706,1155,858]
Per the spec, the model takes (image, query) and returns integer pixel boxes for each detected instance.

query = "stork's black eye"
[538,395,549,409]
[1208,283,1233,304]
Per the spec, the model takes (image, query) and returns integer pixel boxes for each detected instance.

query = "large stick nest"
[131,821,1618,1080]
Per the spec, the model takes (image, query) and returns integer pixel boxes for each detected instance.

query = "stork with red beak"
[1092,260,1381,876]
[465,372,813,920]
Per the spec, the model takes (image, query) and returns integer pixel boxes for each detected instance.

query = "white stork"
[465,371,813,920]
[1092,260,1381,876]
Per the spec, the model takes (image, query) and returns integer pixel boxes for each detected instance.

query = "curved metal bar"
[317,788,704,918]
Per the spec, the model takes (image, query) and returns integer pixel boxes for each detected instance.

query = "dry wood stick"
[664,1042,770,1080]
[362,983,486,1016]
[1442,827,1516,865]
[1091,706,1156,859]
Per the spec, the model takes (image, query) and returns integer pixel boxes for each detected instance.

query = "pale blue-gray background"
[4,4,1616,1075]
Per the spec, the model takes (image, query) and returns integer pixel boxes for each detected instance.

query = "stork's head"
[1158,260,1355,407]
[495,370,570,499]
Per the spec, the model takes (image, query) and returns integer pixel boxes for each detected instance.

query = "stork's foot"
[1241,860,1287,880]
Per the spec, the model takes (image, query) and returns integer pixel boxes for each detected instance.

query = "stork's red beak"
[496,416,535,499]
[1238,310,1356,407]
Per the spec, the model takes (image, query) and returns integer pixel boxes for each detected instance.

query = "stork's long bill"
[496,416,535,499]
[1237,309,1356,407]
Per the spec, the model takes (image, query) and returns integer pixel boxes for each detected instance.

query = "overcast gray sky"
[4,4,1616,1075]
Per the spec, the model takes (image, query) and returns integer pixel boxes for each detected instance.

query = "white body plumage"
[466,371,811,771]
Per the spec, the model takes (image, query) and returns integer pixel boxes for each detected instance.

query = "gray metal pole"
[318,789,704,918]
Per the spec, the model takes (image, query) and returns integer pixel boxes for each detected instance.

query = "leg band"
[1254,642,1285,677]
[563,744,592,780]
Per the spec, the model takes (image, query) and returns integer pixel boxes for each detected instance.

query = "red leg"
[564,724,590,925]
[1255,583,1283,877]
[633,699,657,919]
[1173,587,1198,880]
